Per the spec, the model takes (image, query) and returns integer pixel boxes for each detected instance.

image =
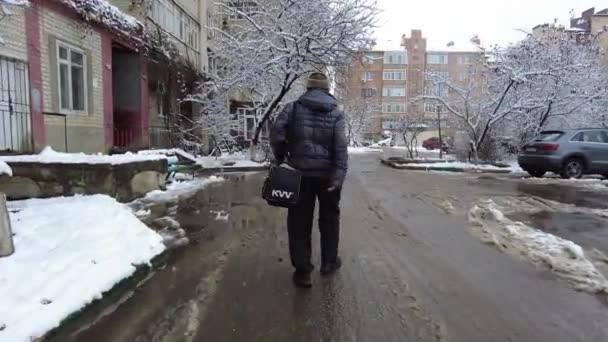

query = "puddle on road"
[507,211,608,254]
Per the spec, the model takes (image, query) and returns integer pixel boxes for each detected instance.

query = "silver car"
[518,129,608,179]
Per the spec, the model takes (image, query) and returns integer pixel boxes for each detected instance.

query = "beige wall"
[0,6,27,61]
[39,7,106,153]
[591,16,608,63]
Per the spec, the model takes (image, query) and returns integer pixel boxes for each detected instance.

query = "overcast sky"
[374,0,606,50]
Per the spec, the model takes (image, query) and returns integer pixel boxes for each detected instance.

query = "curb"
[381,159,512,174]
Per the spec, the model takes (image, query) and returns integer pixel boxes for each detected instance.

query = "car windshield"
[534,132,563,142]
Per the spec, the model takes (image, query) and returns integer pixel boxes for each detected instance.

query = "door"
[572,130,608,172]
[0,56,32,152]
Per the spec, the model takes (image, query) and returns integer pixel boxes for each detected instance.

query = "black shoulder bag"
[262,103,302,208]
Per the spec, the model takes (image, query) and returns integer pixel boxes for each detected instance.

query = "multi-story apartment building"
[569,7,608,62]
[339,29,483,141]
[0,0,215,154]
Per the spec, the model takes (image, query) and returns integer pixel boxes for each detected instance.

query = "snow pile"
[468,199,608,293]
[522,177,607,190]
[196,152,267,168]
[0,0,29,5]
[138,149,198,164]
[0,195,165,342]
[371,138,392,147]
[397,161,512,172]
[348,147,382,154]
[58,0,143,42]
[0,146,166,165]
[0,160,12,176]
[144,176,224,203]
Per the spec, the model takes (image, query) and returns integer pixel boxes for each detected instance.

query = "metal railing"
[0,56,32,153]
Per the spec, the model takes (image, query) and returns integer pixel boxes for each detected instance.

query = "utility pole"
[437,83,443,159]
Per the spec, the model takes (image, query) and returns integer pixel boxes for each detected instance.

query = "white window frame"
[383,70,406,81]
[424,102,446,113]
[424,71,449,81]
[427,54,448,65]
[384,51,407,65]
[361,71,373,81]
[361,88,377,97]
[382,103,406,113]
[151,0,201,50]
[225,0,258,20]
[56,42,87,114]
[382,87,406,97]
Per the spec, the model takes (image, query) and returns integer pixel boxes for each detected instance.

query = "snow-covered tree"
[499,26,608,147]
[334,64,379,146]
[189,0,378,146]
[417,26,608,161]
[396,115,426,159]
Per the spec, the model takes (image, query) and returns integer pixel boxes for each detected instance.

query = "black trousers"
[287,177,341,273]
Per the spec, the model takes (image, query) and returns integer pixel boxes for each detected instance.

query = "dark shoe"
[320,257,342,276]
[293,271,312,288]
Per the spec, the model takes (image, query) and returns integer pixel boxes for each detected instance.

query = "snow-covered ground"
[0,147,165,165]
[138,148,197,163]
[395,161,516,172]
[0,195,165,342]
[0,160,12,176]
[196,152,267,168]
[143,176,225,203]
[469,199,608,293]
[348,146,382,154]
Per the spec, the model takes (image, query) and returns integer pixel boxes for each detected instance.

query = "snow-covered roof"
[427,41,483,53]
[566,27,587,32]
[57,0,144,44]
[371,38,401,52]
[0,146,166,165]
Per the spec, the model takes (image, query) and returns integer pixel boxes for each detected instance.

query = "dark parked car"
[518,129,608,179]
[422,137,449,152]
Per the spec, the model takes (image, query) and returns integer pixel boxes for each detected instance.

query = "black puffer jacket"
[270,88,348,188]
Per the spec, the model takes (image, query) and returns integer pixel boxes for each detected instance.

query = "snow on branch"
[185,0,379,147]
[414,24,608,161]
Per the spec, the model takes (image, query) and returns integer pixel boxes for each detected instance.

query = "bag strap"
[286,102,297,154]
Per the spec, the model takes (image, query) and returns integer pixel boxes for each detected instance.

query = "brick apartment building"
[339,29,483,142]
[0,0,217,154]
[569,7,608,62]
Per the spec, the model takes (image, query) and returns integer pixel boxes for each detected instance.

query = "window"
[427,54,448,64]
[535,131,564,142]
[151,0,201,49]
[424,84,448,97]
[361,71,373,81]
[382,103,406,113]
[382,87,406,97]
[57,43,86,113]
[225,0,258,20]
[384,51,407,65]
[383,70,406,81]
[571,131,608,143]
[424,102,445,113]
[457,56,471,64]
[425,71,449,80]
[361,88,377,97]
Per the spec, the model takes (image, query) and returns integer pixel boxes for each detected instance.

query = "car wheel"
[528,170,546,178]
[561,158,585,179]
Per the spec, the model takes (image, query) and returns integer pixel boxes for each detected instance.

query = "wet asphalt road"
[49,153,608,342]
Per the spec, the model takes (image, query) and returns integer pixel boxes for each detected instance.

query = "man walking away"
[270,72,348,288]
